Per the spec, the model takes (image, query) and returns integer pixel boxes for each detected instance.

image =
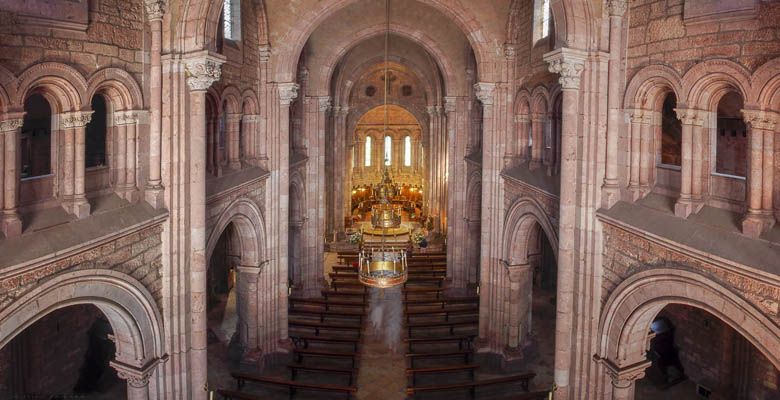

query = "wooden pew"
[405,364,479,385]
[288,308,364,323]
[321,289,368,302]
[405,372,537,399]
[404,334,477,352]
[403,287,444,300]
[288,320,362,337]
[287,364,358,386]
[405,307,478,323]
[290,334,360,352]
[289,297,366,311]
[406,318,478,337]
[405,350,473,368]
[230,372,357,399]
[404,297,479,310]
[331,281,368,292]
[293,348,360,369]
[403,276,445,287]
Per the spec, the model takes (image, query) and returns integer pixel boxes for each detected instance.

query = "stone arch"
[220,85,242,114]
[531,85,551,114]
[624,64,684,109]
[241,89,259,114]
[15,62,88,111]
[86,67,145,110]
[339,55,438,108]
[0,269,165,396]
[177,0,270,53]
[466,170,482,221]
[502,197,558,265]
[598,268,780,370]
[751,56,780,109]
[0,64,17,112]
[507,0,597,51]
[682,59,752,109]
[206,197,266,268]
[289,170,306,224]
[515,89,532,114]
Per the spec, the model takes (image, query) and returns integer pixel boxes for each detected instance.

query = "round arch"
[206,197,266,268]
[598,268,780,370]
[15,62,88,111]
[86,67,145,110]
[682,59,752,109]
[750,56,780,109]
[502,197,558,265]
[623,64,684,109]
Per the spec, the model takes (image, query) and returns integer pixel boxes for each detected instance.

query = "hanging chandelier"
[358,0,408,289]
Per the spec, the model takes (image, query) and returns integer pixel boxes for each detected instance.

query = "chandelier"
[357,0,408,289]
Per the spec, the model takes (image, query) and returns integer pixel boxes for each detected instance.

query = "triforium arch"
[503,197,558,266]
[206,197,266,268]
[85,67,145,111]
[623,64,683,110]
[0,269,166,398]
[14,62,87,111]
[598,268,780,395]
[175,0,270,53]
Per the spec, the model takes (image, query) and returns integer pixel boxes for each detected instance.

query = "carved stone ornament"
[674,108,704,126]
[741,110,778,131]
[444,96,457,113]
[110,357,165,389]
[278,83,299,106]
[474,83,496,105]
[0,118,24,133]
[184,55,224,92]
[607,0,627,17]
[114,110,142,126]
[426,105,439,116]
[629,109,653,125]
[546,58,585,90]
[504,43,517,59]
[596,356,652,389]
[515,115,530,123]
[242,114,260,123]
[144,0,166,20]
[61,111,94,129]
[258,45,272,63]
[319,96,332,113]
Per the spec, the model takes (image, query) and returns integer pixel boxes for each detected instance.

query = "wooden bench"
[404,276,445,287]
[289,320,362,337]
[293,348,359,369]
[333,265,357,273]
[403,287,444,300]
[406,318,478,337]
[290,334,360,352]
[404,297,479,310]
[230,372,357,399]
[321,289,368,302]
[288,308,364,323]
[404,334,477,352]
[405,350,473,368]
[405,307,478,322]
[331,281,368,292]
[217,389,262,400]
[405,372,537,399]
[287,364,358,385]
[289,297,366,311]
[406,364,479,385]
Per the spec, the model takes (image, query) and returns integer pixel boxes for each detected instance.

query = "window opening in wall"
[533,0,551,44]
[85,95,107,168]
[223,0,241,41]
[365,136,372,167]
[384,135,392,166]
[366,86,377,97]
[404,135,411,166]
[21,93,52,179]
[402,85,413,97]
[714,91,746,178]
[660,93,682,167]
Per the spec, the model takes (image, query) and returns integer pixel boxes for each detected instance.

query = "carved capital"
[114,110,145,126]
[318,96,332,113]
[474,83,496,105]
[607,0,627,17]
[544,48,587,90]
[426,105,439,117]
[504,43,517,59]
[183,52,225,92]
[258,45,271,63]
[144,0,166,21]
[242,114,260,123]
[111,356,166,389]
[596,356,652,388]
[741,109,779,131]
[502,261,532,283]
[514,115,530,124]
[444,96,458,114]
[278,83,299,106]
[225,113,242,123]
[0,118,24,133]
[61,111,94,129]
[628,109,653,125]
[674,108,704,126]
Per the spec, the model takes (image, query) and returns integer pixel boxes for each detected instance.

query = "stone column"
[111,358,163,400]
[257,45,271,170]
[236,264,262,350]
[115,110,143,202]
[184,51,224,400]
[505,262,533,349]
[530,113,544,169]
[114,113,128,193]
[627,109,651,201]
[599,358,652,400]
[62,111,93,219]
[674,108,704,218]
[144,0,165,208]
[602,0,627,208]
[333,106,349,236]
[545,48,586,400]
[243,115,260,164]
[206,116,215,174]
[227,113,242,170]
[741,110,778,237]
[515,115,530,161]
[639,113,654,194]
[1,115,24,237]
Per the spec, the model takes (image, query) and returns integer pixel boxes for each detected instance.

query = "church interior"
[0,0,779,399]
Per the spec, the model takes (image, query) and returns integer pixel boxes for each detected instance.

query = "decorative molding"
[0,118,24,133]
[318,96,332,113]
[444,96,458,114]
[114,110,146,126]
[674,108,705,126]
[110,356,167,389]
[741,110,779,131]
[474,83,496,105]
[504,43,517,59]
[544,48,587,90]
[426,105,439,116]
[595,356,652,388]
[258,45,271,63]
[183,52,225,92]
[628,109,653,125]
[607,0,627,17]
[515,115,530,124]
[61,111,94,129]
[278,83,299,106]
[144,0,166,20]
[242,114,261,123]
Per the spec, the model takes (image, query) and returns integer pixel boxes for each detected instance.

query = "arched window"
[533,0,551,44]
[85,95,107,168]
[21,94,52,179]
[365,136,372,167]
[660,93,682,167]
[715,92,747,177]
[384,135,392,166]
[404,136,412,167]
[223,0,241,41]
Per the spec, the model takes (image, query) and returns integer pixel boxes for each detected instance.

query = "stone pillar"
[115,110,143,202]
[599,358,652,400]
[206,116,215,174]
[111,358,163,400]
[333,105,348,237]
[237,264,262,350]
[602,0,627,208]
[545,48,587,400]
[639,114,653,194]
[227,113,242,170]
[515,115,530,161]
[114,115,128,192]
[144,0,165,208]
[0,115,24,237]
[674,108,704,218]
[183,51,224,400]
[530,113,544,169]
[741,110,778,237]
[243,115,260,164]
[62,111,93,219]
[257,45,271,170]
[505,262,533,349]
[627,109,652,201]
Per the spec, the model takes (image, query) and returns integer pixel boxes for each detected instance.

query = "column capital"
[607,0,628,17]
[595,356,652,388]
[258,44,272,63]
[501,260,532,282]
[444,96,458,113]
[426,105,439,116]
[318,96,332,113]
[242,114,261,123]
[144,0,167,21]
[0,114,24,132]
[61,111,94,129]
[674,108,705,126]
[183,51,225,92]
[278,83,300,106]
[114,110,147,126]
[503,43,517,60]
[544,47,588,90]
[236,261,267,275]
[531,113,547,122]
[110,356,167,389]
[741,109,779,131]
[225,113,242,123]
[474,83,496,105]
[627,109,653,124]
